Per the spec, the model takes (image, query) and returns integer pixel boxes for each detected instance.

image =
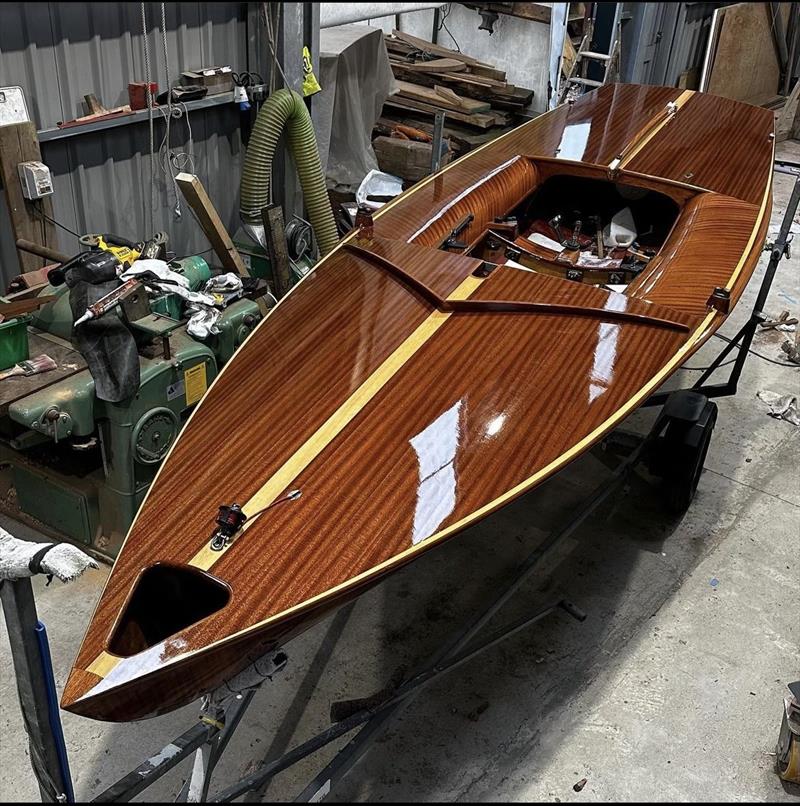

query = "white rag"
[185,273,247,337]
[205,272,243,293]
[204,272,244,307]
[186,307,222,339]
[356,169,403,210]
[0,528,98,582]
[756,390,800,426]
[525,232,563,253]
[603,207,637,248]
[121,259,215,307]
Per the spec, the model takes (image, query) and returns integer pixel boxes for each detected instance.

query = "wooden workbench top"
[0,331,87,416]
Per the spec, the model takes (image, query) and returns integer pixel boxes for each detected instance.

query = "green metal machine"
[0,255,267,559]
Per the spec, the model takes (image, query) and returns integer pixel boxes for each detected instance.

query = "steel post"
[1,578,73,802]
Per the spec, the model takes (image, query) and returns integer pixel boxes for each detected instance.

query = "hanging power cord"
[232,71,262,148]
[157,103,196,178]
[262,2,287,90]
[31,201,81,239]
[173,101,196,174]
[158,1,183,220]
[437,3,461,52]
[141,2,156,234]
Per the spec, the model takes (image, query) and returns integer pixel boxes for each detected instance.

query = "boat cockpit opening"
[431,161,685,292]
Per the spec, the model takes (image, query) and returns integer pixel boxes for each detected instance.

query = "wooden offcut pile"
[374,30,534,183]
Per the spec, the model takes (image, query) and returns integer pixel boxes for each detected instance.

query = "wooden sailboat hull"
[62,85,774,722]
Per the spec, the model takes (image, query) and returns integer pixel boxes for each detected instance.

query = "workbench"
[0,332,87,418]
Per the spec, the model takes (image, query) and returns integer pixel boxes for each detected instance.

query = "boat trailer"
[2,160,798,803]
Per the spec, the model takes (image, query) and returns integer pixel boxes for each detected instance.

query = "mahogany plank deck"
[62,84,774,722]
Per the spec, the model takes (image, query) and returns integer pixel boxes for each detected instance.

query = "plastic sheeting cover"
[316,25,396,191]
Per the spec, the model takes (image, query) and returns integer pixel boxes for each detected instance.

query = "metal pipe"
[15,239,69,264]
[548,3,569,108]
[430,110,446,174]
[320,3,444,28]
[35,622,75,803]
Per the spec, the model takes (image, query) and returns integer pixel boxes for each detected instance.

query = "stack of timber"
[377,31,534,182]
[371,119,454,184]
[385,30,533,123]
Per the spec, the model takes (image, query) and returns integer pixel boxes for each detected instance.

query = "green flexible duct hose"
[240,88,338,257]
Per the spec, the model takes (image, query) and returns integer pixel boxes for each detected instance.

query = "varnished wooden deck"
[63,85,774,721]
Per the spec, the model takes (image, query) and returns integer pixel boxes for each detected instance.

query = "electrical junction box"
[0,86,30,125]
[18,160,54,200]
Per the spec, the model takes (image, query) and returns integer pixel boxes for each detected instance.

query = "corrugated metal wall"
[0,2,253,280]
[665,2,721,87]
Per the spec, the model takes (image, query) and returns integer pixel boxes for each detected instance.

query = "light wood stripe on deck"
[187,273,486,572]
[612,90,694,173]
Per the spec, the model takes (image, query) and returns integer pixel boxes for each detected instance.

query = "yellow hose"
[240,88,338,257]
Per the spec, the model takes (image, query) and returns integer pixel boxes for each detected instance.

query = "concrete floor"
[2,142,799,803]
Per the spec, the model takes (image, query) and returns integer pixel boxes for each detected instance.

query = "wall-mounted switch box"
[18,161,54,200]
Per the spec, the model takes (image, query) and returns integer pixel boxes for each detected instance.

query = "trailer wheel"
[661,401,718,514]
[778,729,800,783]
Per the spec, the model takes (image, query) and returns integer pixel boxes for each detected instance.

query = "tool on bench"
[73,278,143,327]
[47,249,120,288]
[0,354,57,382]
[79,233,141,269]
[138,231,168,261]
[48,230,167,291]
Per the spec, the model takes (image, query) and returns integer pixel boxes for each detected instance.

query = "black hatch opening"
[448,171,684,289]
[516,173,681,254]
[108,563,230,657]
